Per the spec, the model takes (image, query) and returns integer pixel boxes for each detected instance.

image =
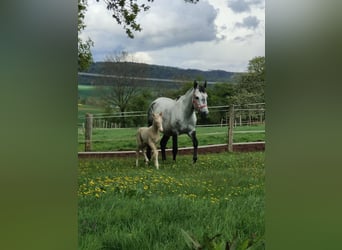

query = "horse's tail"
[147,101,155,126]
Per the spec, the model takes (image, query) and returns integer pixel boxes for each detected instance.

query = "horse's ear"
[159,112,162,116]
[193,80,198,89]
[204,80,207,88]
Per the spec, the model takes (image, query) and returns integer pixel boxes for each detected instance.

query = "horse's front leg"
[160,135,170,161]
[172,134,178,161]
[189,131,198,163]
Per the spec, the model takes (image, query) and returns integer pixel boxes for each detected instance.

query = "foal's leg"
[153,147,159,170]
[142,147,149,165]
[136,149,139,167]
[136,133,142,167]
[172,134,178,161]
[148,142,159,169]
[160,135,170,161]
[189,131,198,163]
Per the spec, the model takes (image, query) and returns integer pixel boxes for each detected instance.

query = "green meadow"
[78,152,265,249]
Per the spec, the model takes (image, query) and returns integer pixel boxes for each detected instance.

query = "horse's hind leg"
[160,135,170,161]
[146,117,153,161]
[146,145,152,161]
[172,135,178,161]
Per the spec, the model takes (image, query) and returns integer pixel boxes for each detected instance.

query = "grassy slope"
[78,152,265,249]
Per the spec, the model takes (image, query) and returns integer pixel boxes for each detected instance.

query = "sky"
[80,0,265,72]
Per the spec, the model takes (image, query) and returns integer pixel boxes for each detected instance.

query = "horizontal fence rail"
[78,104,265,125]
[78,142,265,159]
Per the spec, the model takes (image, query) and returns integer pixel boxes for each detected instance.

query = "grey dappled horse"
[147,80,209,163]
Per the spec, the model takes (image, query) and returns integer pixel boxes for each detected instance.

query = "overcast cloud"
[80,0,265,72]
[235,16,260,29]
[228,0,264,13]
[126,1,218,51]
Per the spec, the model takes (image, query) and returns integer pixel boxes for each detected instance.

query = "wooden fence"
[80,103,265,153]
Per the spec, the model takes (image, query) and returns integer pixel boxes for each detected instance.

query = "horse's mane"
[176,88,194,102]
[176,84,207,102]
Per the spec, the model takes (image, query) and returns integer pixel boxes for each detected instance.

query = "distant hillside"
[78,62,238,86]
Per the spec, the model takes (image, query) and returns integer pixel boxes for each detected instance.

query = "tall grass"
[78,152,265,249]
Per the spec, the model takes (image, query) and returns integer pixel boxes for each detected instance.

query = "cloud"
[235,16,260,29]
[233,34,254,42]
[144,34,264,72]
[228,0,264,13]
[126,1,219,51]
[82,0,220,56]
[228,0,251,13]
[81,0,265,72]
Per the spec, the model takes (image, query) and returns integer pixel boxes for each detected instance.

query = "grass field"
[77,125,265,152]
[78,152,265,249]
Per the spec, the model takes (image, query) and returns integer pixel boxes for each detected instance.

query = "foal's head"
[192,80,209,117]
[152,112,163,132]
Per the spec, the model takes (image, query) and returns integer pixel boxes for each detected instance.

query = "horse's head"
[192,80,209,118]
[152,112,163,132]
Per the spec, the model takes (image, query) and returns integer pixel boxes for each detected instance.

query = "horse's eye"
[195,96,199,100]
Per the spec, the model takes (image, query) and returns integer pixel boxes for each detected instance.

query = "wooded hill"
[78,62,237,86]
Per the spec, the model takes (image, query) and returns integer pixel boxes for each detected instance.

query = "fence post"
[228,105,234,152]
[85,113,93,151]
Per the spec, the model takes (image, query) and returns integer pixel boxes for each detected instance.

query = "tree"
[208,82,236,106]
[101,51,147,127]
[78,0,94,71]
[127,89,153,126]
[98,0,199,38]
[234,56,265,105]
[233,56,266,125]
[205,82,236,125]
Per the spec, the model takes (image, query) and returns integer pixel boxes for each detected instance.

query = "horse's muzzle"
[199,108,209,118]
